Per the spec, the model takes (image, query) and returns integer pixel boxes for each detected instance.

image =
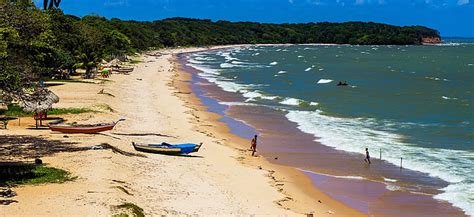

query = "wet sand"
[175,50,467,216]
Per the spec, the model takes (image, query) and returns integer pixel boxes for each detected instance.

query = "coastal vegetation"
[0,166,74,186]
[1,0,440,100]
[0,104,93,117]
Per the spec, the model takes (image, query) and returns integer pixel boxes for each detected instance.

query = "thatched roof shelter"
[19,88,59,114]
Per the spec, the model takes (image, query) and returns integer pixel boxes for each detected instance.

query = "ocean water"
[186,41,474,215]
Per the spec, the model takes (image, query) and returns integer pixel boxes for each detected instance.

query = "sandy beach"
[1,47,362,216]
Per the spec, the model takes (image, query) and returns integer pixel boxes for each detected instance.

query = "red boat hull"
[49,124,115,134]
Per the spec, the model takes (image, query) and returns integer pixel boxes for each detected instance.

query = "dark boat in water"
[337,81,349,86]
[132,142,202,155]
[49,119,125,134]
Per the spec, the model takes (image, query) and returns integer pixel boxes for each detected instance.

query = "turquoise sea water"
[186,40,474,215]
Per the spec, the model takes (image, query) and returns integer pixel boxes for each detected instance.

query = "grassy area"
[1,104,94,117]
[95,104,114,112]
[0,104,29,116]
[48,108,94,115]
[2,166,75,186]
[115,202,144,217]
[128,59,141,64]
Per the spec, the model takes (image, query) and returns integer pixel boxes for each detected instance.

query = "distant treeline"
[1,1,439,95]
[146,18,440,47]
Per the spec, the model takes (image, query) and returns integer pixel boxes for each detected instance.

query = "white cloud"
[457,0,469,5]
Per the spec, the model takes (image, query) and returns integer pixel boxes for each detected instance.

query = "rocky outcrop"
[422,36,442,44]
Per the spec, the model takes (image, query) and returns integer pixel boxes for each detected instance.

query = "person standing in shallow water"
[250,135,258,156]
[364,148,371,164]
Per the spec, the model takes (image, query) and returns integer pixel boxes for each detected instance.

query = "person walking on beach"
[364,148,371,164]
[250,135,258,156]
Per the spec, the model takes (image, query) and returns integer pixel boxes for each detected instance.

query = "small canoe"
[113,68,134,73]
[49,119,125,134]
[132,142,202,155]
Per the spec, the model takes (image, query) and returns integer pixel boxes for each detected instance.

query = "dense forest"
[1,1,440,98]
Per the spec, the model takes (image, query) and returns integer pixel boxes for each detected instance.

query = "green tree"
[75,23,106,78]
[105,30,132,60]
[1,2,55,96]
[48,10,80,76]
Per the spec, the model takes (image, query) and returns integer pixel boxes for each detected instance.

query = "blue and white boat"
[132,142,202,155]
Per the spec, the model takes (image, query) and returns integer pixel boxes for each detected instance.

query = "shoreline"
[171,54,364,216]
[1,46,358,216]
[174,45,468,216]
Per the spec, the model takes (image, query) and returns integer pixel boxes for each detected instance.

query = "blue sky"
[38,0,473,37]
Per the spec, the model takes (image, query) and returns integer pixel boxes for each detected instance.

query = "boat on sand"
[49,119,125,134]
[132,142,202,155]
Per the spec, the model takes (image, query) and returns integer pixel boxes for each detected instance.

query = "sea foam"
[280,98,301,106]
[195,56,216,61]
[317,79,333,84]
[231,61,247,65]
[242,90,277,102]
[217,51,239,61]
[188,59,205,64]
[442,96,458,100]
[220,63,235,68]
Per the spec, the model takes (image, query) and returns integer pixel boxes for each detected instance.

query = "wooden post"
[18,117,20,126]
[380,148,382,160]
[400,157,403,169]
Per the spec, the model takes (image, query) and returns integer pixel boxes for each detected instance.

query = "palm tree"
[43,0,60,10]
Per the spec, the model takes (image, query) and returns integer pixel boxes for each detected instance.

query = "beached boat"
[113,67,134,74]
[49,119,125,134]
[132,142,202,155]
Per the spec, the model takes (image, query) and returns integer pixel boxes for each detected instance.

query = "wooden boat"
[132,142,202,155]
[49,119,125,134]
[113,67,134,73]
